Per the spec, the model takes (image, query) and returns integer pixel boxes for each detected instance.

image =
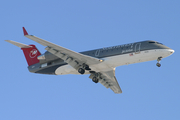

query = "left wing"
[100,70,122,93]
[22,27,103,69]
[89,69,122,94]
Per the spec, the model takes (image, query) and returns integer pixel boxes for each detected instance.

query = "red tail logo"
[29,49,38,58]
[21,45,41,66]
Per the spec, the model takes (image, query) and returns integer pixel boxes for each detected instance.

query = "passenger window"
[47,62,52,66]
[41,63,47,68]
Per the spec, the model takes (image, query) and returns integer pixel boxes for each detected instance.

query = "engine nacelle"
[37,54,45,60]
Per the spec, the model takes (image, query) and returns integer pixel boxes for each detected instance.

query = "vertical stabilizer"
[21,45,41,66]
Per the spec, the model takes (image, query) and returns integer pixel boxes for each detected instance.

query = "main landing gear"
[92,77,99,83]
[156,57,162,67]
[78,68,85,74]
[78,64,91,74]
[91,72,100,83]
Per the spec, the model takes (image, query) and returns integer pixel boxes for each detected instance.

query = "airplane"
[5,27,174,94]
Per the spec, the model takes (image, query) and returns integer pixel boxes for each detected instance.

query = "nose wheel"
[156,63,161,67]
[156,57,162,67]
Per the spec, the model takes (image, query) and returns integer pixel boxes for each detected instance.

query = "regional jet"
[5,27,174,93]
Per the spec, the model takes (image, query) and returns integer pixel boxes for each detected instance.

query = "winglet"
[23,27,28,36]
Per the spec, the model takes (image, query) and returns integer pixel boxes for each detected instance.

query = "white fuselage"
[55,49,174,75]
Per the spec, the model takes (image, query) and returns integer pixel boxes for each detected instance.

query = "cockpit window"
[149,42,155,43]
[149,41,163,45]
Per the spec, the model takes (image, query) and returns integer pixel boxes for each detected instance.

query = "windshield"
[149,41,163,45]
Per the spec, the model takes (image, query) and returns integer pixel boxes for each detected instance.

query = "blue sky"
[1,0,180,120]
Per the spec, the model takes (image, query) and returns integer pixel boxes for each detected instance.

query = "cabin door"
[95,49,100,57]
[135,43,141,54]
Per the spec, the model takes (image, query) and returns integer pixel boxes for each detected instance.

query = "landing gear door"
[135,43,141,54]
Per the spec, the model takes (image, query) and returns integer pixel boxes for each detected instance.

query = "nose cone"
[169,49,175,54]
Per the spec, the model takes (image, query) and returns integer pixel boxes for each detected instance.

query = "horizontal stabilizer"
[5,40,32,48]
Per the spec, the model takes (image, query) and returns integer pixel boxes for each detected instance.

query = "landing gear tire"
[95,73,99,77]
[78,68,85,74]
[92,77,99,83]
[156,63,161,67]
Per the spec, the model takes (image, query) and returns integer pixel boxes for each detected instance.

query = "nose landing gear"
[156,57,162,67]
[156,63,161,67]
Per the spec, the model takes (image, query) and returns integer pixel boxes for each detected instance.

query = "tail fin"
[21,45,41,66]
[5,40,41,66]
